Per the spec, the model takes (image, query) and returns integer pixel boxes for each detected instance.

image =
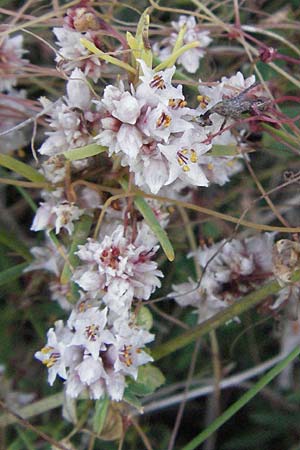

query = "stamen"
[150,74,166,90]
[85,324,99,341]
[168,98,187,109]
[177,148,198,173]
[121,345,133,367]
[156,112,172,128]
[197,95,211,109]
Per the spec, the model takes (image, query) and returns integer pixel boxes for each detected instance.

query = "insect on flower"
[197,82,271,130]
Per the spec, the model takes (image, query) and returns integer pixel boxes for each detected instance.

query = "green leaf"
[209,144,239,157]
[127,364,165,396]
[93,396,109,435]
[0,154,45,182]
[119,179,174,261]
[155,41,200,71]
[0,262,28,287]
[134,194,175,261]
[182,346,300,450]
[63,143,107,161]
[0,228,32,261]
[136,305,153,330]
[123,389,143,412]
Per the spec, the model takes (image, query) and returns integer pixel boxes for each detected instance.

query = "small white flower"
[35,321,73,385]
[153,16,212,73]
[109,319,154,379]
[31,201,56,232]
[69,307,114,359]
[38,69,100,157]
[158,130,210,187]
[173,234,276,322]
[136,60,184,107]
[26,239,64,276]
[52,202,84,235]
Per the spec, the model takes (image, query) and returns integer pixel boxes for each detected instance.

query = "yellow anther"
[156,112,172,128]
[168,98,187,109]
[150,74,166,90]
[190,149,198,163]
[41,346,53,354]
[197,95,210,109]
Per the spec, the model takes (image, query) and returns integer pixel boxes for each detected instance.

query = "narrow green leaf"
[119,180,174,261]
[133,8,152,67]
[63,143,107,161]
[80,38,136,74]
[155,41,200,71]
[0,262,28,286]
[134,195,175,261]
[182,346,300,450]
[172,24,187,55]
[0,228,32,261]
[93,396,109,435]
[0,154,45,183]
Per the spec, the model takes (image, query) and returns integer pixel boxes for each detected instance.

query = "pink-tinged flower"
[73,224,163,311]
[101,83,141,125]
[37,284,157,401]
[0,35,28,92]
[31,200,56,233]
[40,155,66,183]
[95,66,201,194]
[171,279,229,323]
[53,28,103,82]
[172,234,275,323]
[39,69,101,156]
[31,189,85,236]
[65,357,106,399]
[26,239,64,277]
[129,151,170,195]
[52,202,84,235]
[138,102,193,143]
[153,15,212,73]
[64,5,100,33]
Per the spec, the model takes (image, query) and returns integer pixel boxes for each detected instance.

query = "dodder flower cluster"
[19,6,291,405]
